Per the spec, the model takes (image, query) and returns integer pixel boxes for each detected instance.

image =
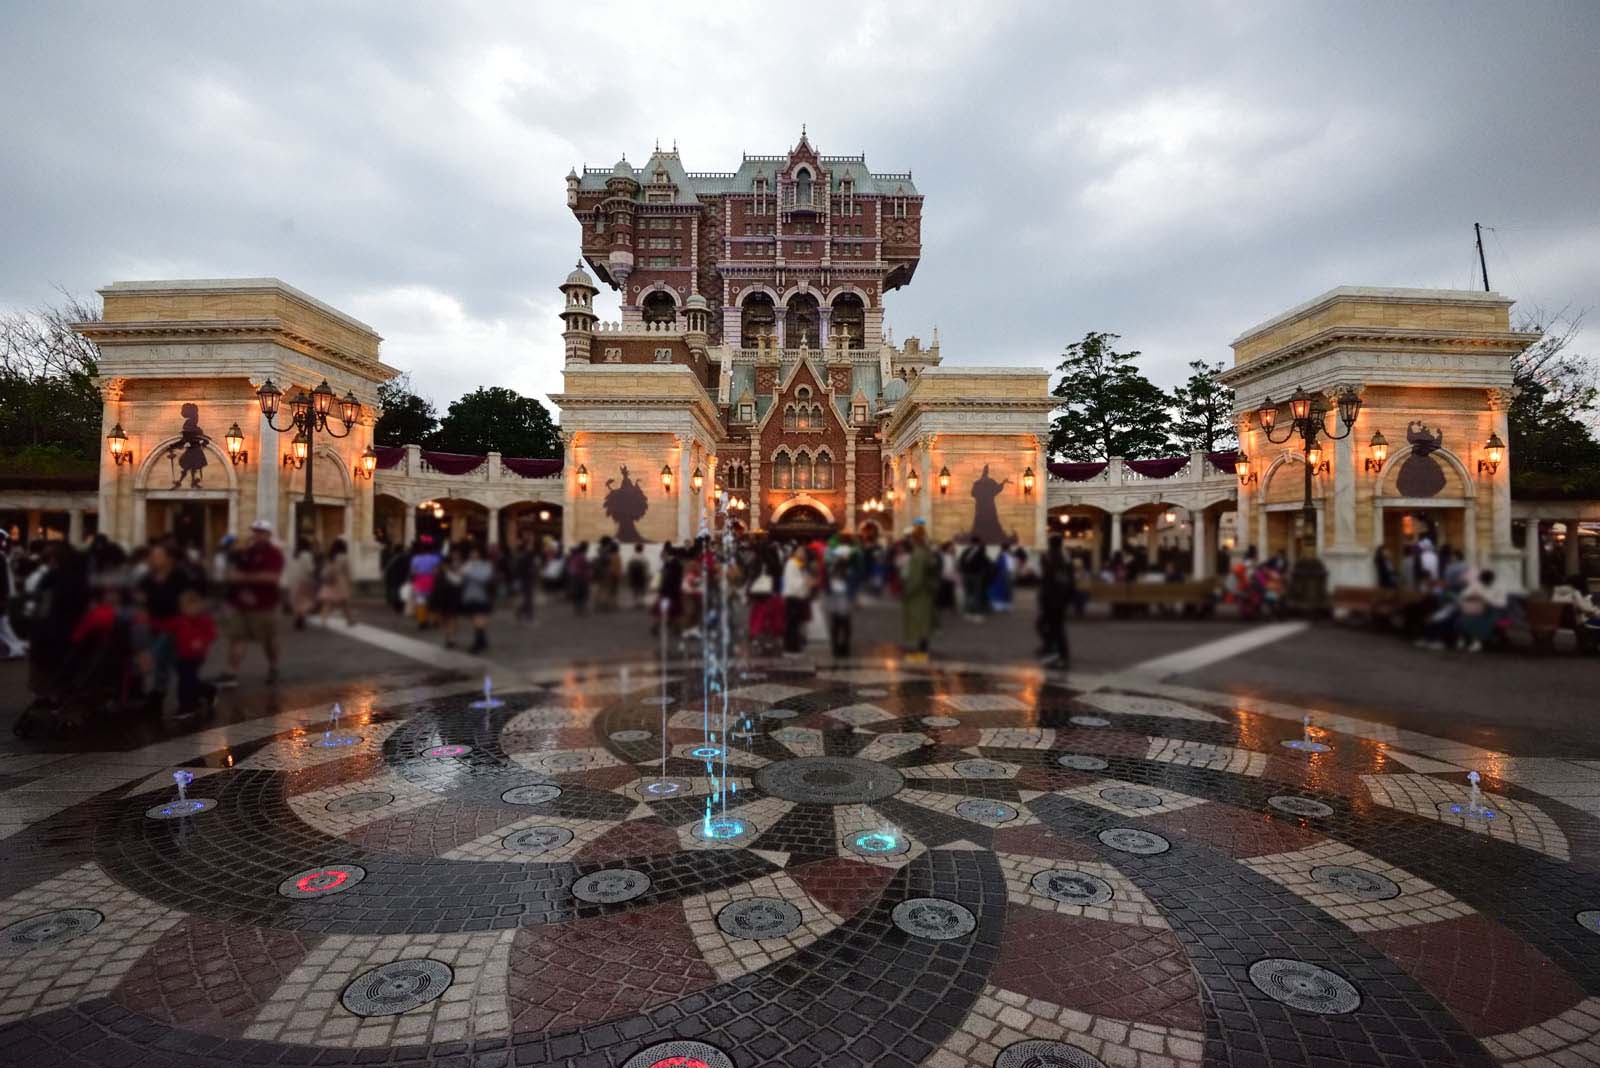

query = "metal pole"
[302,420,316,541]
[1474,223,1491,293]
[1301,430,1314,561]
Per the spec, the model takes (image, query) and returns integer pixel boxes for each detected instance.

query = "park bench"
[1331,586,1423,627]
[1085,580,1217,617]
[1522,598,1599,655]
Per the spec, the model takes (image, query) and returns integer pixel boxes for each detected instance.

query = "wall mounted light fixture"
[1478,432,1506,475]
[225,423,249,467]
[1364,430,1388,474]
[107,424,134,467]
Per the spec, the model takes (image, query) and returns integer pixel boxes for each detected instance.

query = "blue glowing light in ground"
[689,746,723,760]
[1445,803,1496,819]
[312,735,359,748]
[643,780,683,796]
[158,800,208,817]
[853,831,900,853]
[700,818,746,840]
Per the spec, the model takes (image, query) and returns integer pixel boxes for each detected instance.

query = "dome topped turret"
[564,263,597,289]
[611,157,634,178]
[882,377,908,404]
[684,292,708,310]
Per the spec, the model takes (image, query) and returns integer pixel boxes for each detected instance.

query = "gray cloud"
[1,1,1594,410]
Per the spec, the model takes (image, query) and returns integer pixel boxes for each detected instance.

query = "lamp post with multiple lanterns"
[1248,384,1362,611]
[257,378,363,540]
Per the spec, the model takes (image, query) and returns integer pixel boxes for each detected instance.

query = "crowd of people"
[374,523,1082,669]
[0,519,357,736]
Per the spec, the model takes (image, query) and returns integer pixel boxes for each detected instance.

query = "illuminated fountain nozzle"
[471,674,504,710]
[172,770,194,802]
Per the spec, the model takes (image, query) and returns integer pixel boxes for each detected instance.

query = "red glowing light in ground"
[648,1058,711,1068]
[297,869,350,893]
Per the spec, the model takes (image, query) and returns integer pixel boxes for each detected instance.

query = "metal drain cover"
[1248,957,1361,1014]
[716,897,803,939]
[0,909,103,955]
[340,958,453,1017]
[1030,869,1114,906]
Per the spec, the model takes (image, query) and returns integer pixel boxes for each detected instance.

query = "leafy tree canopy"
[431,386,561,458]
[0,291,103,466]
[373,372,440,448]
[1048,331,1174,461]
[1508,309,1600,499]
[1169,358,1237,453]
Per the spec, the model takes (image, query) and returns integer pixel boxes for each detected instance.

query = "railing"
[593,320,685,334]
[1047,452,1239,487]
[375,446,562,485]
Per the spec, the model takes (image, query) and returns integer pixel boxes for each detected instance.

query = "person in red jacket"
[170,589,218,722]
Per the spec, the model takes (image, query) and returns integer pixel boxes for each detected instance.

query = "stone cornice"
[1220,327,1538,387]
[74,318,400,379]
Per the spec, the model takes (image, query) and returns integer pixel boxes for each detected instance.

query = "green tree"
[1168,359,1237,452]
[373,372,439,447]
[0,291,104,468]
[1507,308,1600,499]
[432,386,560,457]
[1048,331,1174,460]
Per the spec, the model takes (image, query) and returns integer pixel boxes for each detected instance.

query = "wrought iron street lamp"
[576,464,589,492]
[357,444,378,480]
[937,466,951,494]
[1254,384,1362,611]
[257,377,361,539]
[1364,431,1389,474]
[660,464,674,493]
[225,423,248,466]
[1478,432,1506,475]
[1022,467,1035,497]
[906,469,920,495]
[106,423,134,467]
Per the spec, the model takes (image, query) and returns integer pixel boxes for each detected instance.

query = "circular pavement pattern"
[1030,869,1115,906]
[1247,958,1362,1014]
[716,898,803,939]
[278,865,367,899]
[0,909,103,955]
[955,799,1019,824]
[9,658,1590,1067]
[326,792,394,814]
[622,1040,736,1068]
[755,755,905,804]
[995,1040,1108,1068]
[144,798,216,819]
[1099,785,1163,809]
[501,783,562,805]
[340,958,454,1017]
[571,868,652,904]
[1310,865,1402,901]
[892,897,977,940]
[1269,796,1335,819]
[503,827,575,855]
[1098,828,1171,855]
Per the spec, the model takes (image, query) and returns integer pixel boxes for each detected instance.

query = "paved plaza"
[1,605,1599,1068]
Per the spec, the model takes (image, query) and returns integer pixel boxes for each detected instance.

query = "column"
[919,441,934,528]
[1108,510,1123,554]
[844,435,857,529]
[1032,434,1048,552]
[402,503,416,547]
[676,435,692,542]
[1191,507,1209,578]
[1566,518,1583,576]
[255,405,281,531]
[1333,424,1357,548]
[25,510,41,541]
[486,505,500,546]
[1523,520,1542,589]
[560,433,576,548]
[68,508,84,545]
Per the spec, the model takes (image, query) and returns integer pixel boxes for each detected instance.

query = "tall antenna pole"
[1474,222,1491,293]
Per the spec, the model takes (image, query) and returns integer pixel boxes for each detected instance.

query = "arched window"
[642,291,676,326]
[795,450,813,490]
[795,167,813,206]
[783,405,797,430]
[815,450,834,489]
[723,460,748,490]
[773,451,792,490]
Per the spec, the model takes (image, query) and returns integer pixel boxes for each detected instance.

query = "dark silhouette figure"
[1396,422,1446,498]
[603,465,649,541]
[969,464,1010,542]
[168,403,210,488]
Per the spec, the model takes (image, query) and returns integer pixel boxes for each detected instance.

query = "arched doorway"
[769,503,834,542]
[831,292,865,348]
[785,294,820,348]
[741,292,776,345]
[641,290,676,326]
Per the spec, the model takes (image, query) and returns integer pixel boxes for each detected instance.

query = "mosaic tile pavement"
[1,659,1599,1066]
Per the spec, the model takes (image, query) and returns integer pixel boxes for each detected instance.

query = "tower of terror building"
[552,130,1051,547]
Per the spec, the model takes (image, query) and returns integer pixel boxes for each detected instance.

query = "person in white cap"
[217,519,284,686]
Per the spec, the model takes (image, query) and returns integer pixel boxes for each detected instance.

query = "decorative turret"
[683,292,710,358]
[566,167,579,207]
[559,262,599,365]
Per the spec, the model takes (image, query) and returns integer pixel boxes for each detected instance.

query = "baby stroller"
[14,609,147,738]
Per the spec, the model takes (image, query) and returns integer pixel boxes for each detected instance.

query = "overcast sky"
[3,2,1596,413]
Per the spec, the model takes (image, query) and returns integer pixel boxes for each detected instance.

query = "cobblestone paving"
[1,658,1599,1066]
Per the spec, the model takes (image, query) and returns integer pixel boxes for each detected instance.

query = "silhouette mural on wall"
[969,464,1011,542]
[165,403,210,488]
[1396,422,1447,498]
[603,465,649,541]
